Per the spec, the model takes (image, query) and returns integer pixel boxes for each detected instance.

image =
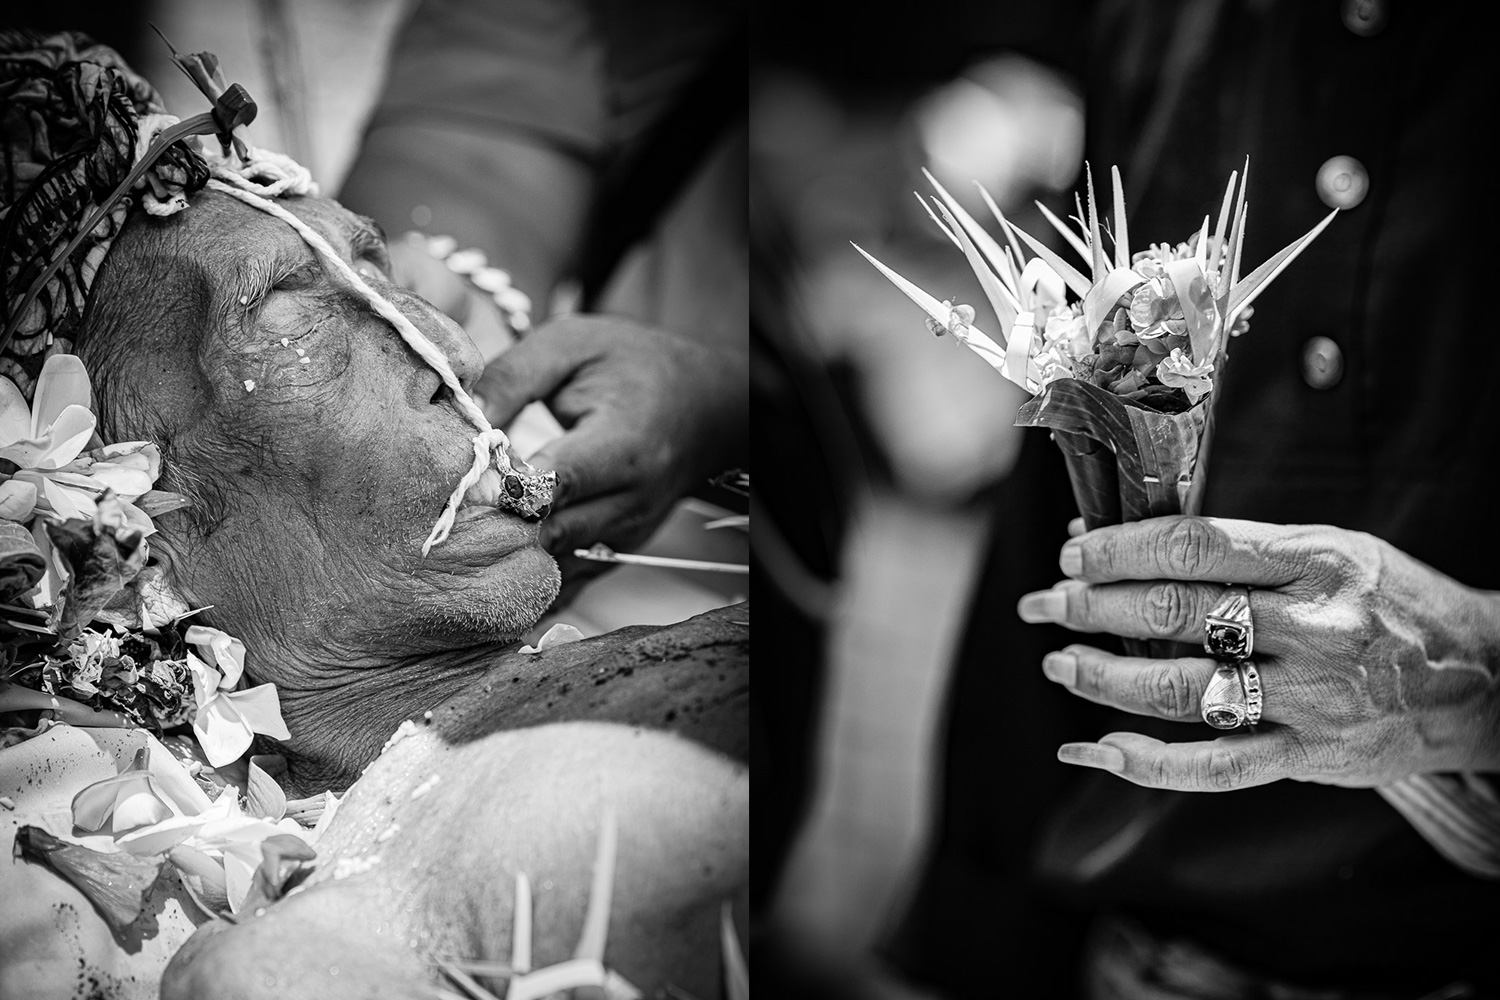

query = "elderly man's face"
[84,190,559,662]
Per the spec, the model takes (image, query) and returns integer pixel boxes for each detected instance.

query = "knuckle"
[1086,532,1119,578]
[1200,746,1249,791]
[1074,651,1107,696]
[1160,517,1222,578]
[1141,582,1191,636]
[1144,662,1198,718]
[1145,753,1172,787]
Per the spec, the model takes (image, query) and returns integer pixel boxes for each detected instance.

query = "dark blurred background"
[749,2,1113,997]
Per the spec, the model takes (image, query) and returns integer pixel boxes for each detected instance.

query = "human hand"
[1018,516,1500,790]
[474,313,747,572]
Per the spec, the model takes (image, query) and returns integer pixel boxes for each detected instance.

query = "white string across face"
[205,174,555,556]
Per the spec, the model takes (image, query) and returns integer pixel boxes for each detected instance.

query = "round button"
[1316,155,1368,210]
[1302,337,1343,390]
[1341,0,1387,37]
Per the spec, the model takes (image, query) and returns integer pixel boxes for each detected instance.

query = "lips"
[462,466,504,509]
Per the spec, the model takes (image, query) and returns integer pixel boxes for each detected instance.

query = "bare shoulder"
[435,601,750,761]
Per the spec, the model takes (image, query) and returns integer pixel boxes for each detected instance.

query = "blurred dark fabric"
[884,428,1112,999]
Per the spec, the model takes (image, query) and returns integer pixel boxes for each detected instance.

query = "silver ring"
[1204,584,1254,661]
[1200,662,1248,730]
[1240,660,1263,725]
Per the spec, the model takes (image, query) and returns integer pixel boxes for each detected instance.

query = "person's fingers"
[1019,578,1294,652]
[527,415,655,511]
[1067,517,1087,538]
[1058,729,1299,791]
[539,488,659,556]
[1058,516,1343,588]
[1043,644,1225,722]
[474,327,593,428]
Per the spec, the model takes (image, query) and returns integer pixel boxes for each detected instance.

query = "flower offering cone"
[1016,378,1212,658]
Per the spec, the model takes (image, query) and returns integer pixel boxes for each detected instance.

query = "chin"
[424,545,562,642]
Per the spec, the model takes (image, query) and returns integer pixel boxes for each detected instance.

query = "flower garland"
[1,353,313,919]
[0,354,288,765]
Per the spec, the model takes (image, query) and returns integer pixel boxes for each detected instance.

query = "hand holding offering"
[1018,515,1500,790]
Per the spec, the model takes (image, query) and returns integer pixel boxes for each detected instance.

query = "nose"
[382,283,485,388]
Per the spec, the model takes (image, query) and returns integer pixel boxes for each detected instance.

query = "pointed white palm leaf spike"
[1193,215,1211,270]
[1002,246,1026,301]
[915,192,962,249]
[850,242,1011,372]
[933,200,1020,332]
[1000,219,1091,299]
[1084,163,1107,281]
[921,169,1014,291]
[1212,169,1239,272]
[1220,157,1251,301]
[1033,199,1094,267]
[1110,165,1130,268]
[973,181,1034,279]
[1227,206,1339,322]
[1231,201,1249,287]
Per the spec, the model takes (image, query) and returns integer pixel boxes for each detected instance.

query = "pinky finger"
[1058,729,1297,792]
[1068,517,1087,538]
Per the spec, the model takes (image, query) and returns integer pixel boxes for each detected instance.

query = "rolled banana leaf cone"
[1016,378,1214,659]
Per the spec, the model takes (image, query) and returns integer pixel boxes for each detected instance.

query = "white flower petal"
[35,474,96,521]
[0,479,37,521]
[117,500,157,538]
[224,685,290,741]
[31,355,93,436]
[221,843,259,913]
[193,695,256,767]
[72,772,155,832]
[77,462,155,499]
[34,405,97,469]
[0,377,31,446]
[111,789,173,833]
[185,626,247,689]
[115,812,212,856]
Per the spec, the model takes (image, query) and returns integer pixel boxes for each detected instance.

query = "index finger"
[1061,516,1321,587]
[1060,729,1299,791]
[527,415,642,509]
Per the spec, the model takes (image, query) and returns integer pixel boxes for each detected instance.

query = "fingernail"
[1058,742,1125,772]
[1059,541,1083,577]
[1018,588,1067,623]
[1042,651,1078,686]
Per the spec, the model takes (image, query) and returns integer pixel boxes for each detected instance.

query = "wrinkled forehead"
[186,190,384,300]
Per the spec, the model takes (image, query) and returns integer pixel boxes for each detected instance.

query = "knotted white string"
[204,175,506,555]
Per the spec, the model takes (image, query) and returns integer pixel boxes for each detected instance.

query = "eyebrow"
[226,210,388,314]
[225,238,313,315]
